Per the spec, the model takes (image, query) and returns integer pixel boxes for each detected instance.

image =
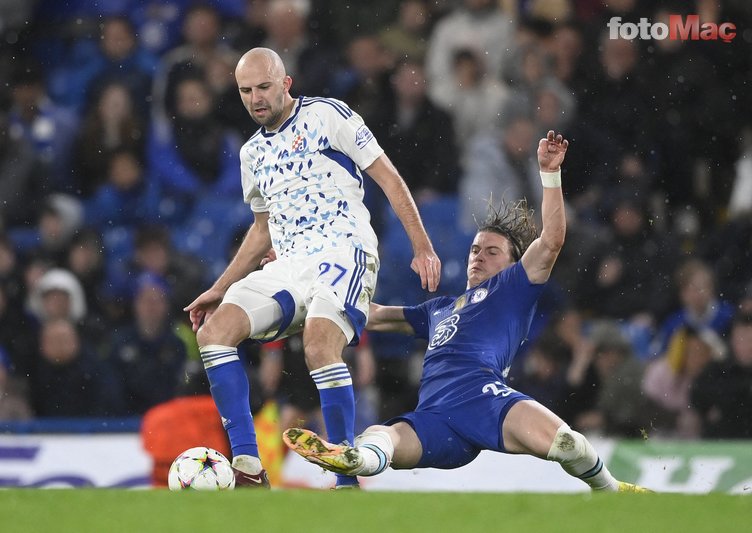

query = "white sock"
[232,454,263,475]
[352,430,394,476]
[546,424,619,491]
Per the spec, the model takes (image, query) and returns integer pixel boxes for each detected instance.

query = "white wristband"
[540,169,561,188]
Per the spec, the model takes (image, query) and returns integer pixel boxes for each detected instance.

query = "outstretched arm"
[367,303,415,335]
[520,130,568,284]
[365,154,441,292]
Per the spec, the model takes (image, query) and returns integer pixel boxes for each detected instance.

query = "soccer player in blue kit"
[285,130,651,493]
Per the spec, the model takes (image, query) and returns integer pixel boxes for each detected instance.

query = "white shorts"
[222,246,378,345]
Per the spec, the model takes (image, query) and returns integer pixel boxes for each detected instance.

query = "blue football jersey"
[403,262,544,410]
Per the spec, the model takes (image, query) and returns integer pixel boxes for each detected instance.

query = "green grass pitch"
[2,490,749,533]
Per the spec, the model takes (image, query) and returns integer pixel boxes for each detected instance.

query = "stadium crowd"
[0,0,751,441]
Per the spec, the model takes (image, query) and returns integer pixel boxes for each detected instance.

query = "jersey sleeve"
[402,300,434,340]
[324,99,384,170]
[491,262,545,313]
[240,143,268,213]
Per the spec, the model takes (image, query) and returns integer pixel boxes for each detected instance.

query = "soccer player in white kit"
[184,48,441,488]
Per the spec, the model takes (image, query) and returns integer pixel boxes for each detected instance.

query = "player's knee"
[196,307,251,348]
[195,323,212,347]
[303,339,342,368]
[546,424,589,465]
[195,318,236,348]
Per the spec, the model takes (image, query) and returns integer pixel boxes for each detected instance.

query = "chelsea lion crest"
[471,288,488,303]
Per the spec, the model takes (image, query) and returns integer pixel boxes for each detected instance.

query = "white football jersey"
[240,96,384,258]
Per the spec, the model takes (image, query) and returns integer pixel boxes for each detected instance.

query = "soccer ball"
[168,447,236,491]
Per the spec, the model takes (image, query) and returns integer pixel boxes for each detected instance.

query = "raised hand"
[537,130,569,172]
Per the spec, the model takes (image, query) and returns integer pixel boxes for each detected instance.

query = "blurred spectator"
[570,321,652,437]
[108,272,188,415]
[131,1,209,56]
[699,212,752,300]
[546,20,588,93]
[378,0,433,62]
[425,0,516,108]
[514,331,571,414]
[71,81,147,196]
[47,15,158,115]
[26,267,87,325]
[26,265,110,356]
[651,258,736,358]
[17,194,84,265]
[65,228,108,320]
[459,113,539,231]
[431,48,511,157]
[738,283,752,316]
[261,0,336,97]
[7,59,78,192]
[0,280,37,382]
[575,188,678,328]
[209,43,258,139]
[0,234,26,309]
[84,148,162,228]
[108,225,206,316]
[373,58,459,202]
[728,128,752,219]
[532,80,576,136]
[691,312,752,438]
[226,0,269,52]
[576,34,656,194]
[0,346,33,421]
[0,113,44,228]
[642,326,725,439]
[148,74,242,210]
[548,308,599,424]
[521,0,572,23]
[330,34,393,125]
[31,317,119,417]
[506,42,561,98]
[151,3,240,125]
[639,6,723,217]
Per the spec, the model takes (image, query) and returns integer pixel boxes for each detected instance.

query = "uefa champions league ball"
[168,447,236,491]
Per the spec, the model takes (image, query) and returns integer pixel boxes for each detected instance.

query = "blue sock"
[311,363,357,487]
[201,345,258,459]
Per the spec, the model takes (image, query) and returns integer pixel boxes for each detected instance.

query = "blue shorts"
[386,380,531,469]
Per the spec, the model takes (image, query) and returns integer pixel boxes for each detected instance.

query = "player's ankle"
[354,430,394,476]
[232,454,263,475]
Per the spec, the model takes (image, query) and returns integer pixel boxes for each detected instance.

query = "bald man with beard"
[185,48,441,488]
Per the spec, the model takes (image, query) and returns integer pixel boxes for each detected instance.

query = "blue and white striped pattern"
[345,248,367,307]
[200,345,240,369]
[301,97,354,119]
[310,363,352,389]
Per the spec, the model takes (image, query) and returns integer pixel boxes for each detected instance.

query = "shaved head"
[236,47,287,79]
[235,47,294,129]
